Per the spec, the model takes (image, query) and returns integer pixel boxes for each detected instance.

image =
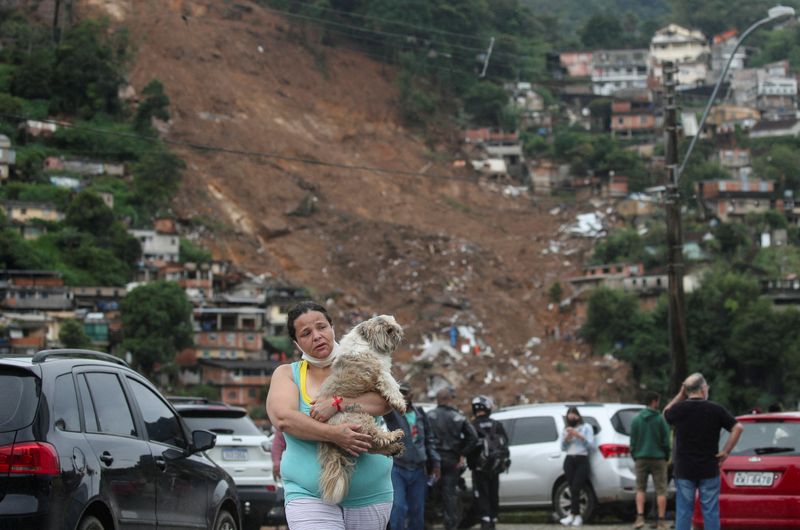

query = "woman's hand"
[310,396,339,422]
[330,423,372,456]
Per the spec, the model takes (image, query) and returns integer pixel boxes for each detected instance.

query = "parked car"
[692,411,800,529]
[0,349,240,530]
[171,398,285,530]
[490,402,655,522]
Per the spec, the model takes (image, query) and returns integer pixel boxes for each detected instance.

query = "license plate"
[733,471,774,487]
[222,448,248,461]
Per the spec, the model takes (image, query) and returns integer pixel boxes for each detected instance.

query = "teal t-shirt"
[281,361,394,507]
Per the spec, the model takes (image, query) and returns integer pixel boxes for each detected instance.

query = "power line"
[3,114,487,185]
[269,0,494,45]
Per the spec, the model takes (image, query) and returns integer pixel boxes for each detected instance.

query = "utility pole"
[663,61,689,394]
[479,37,495,78]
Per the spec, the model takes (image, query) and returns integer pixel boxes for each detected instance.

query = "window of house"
[53,374,80,432]
[128,378,186,448]
[249,388,257,398]
[82,373,136,437]
[228,391,237,400]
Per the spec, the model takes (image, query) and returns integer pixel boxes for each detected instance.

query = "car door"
[76,370,156,530]
[125,376,210,530]
[498,415,562,505]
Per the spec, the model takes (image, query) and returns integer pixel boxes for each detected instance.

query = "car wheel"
[553,479,597,522]
[214,510,237,530]
[78,515,105,530]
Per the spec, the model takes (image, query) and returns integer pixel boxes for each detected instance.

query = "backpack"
[475,420,510,474]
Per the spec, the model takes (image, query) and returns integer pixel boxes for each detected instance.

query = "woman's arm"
[310,391,391,422]
[266,365,372,456]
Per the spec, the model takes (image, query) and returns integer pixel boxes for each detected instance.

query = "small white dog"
[317,315,406,504]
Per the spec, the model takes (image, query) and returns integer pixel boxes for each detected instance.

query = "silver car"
[491,402,655,521]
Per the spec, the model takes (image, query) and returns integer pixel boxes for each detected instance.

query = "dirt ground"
[75,0,635,407]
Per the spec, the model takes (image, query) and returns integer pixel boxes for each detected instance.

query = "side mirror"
[192,429,216,453]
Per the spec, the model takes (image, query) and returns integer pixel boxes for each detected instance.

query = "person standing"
[664,373,743,530]
[266,301,395,530]
[383,381,441,530]
[629,391,671,530]
[469,395,510,530]
[427,387,480,530]
[559,406,594,527]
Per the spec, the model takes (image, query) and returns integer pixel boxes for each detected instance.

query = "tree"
[59,319,91,349]
[548,282,564,304]
[65,190,115,237]
[579,14,624,49]
[131,150,185,216]
[134,79,170,134]
[580,287,641,354]
[49,20,124,117]
[463,82,509,126]
[121,281,193,378]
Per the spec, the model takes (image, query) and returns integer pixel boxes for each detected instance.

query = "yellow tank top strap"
[299,360,312,406]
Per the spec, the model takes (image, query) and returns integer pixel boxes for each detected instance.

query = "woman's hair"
[565,406,583,424]
[286,301,332,342]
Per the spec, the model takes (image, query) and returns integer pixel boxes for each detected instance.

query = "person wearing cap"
[469,395,510,530]
[427,387,480,530]
[383,381,441,530]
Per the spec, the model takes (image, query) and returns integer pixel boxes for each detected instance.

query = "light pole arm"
[675,15,780,184]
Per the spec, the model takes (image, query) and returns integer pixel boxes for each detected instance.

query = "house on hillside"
[0,134,15,181]
[530,159,570,195]
[20,120,58,137]
[717,148,752,179]
[708,29,747,84]
[560,51,593,78]
[44,156,125,177]
[193,306,266,361]
[732,61,798,121]
[610,99,658,142]
[705,104,761,135]
[71,286,126,311]
[0,270,72,312]
[696,179,776,222]
[264,285,310,336]
[196,358,281,409]
[649,24,710,89]
[0,312,51,354]
[1,200,65,240]
[129,228,179,264]
[748,117,800,139]
[591,49,649,96]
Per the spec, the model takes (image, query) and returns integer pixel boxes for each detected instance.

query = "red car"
[693,412,800,529]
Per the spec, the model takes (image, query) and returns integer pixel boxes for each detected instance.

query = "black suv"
[170,398,285,530]
[0,349,241,530]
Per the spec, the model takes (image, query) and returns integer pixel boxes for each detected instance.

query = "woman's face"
[293,310,334,359]
[567,412,580,423]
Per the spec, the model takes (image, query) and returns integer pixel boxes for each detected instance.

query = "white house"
[129,229,180,263]
[649,24,710,89]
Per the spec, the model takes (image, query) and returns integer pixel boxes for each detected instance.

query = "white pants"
[285,498,392,530]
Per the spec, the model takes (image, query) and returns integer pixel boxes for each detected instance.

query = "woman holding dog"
[266,301,394,529]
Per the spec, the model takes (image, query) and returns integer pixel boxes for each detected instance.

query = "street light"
[663,5,797,394]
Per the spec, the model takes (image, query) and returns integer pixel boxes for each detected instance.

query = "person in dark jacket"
[383,381,441,530]
[469,395,510,530]
[629,391,671,530]
[664,373,743,530]
[427,386,480,530]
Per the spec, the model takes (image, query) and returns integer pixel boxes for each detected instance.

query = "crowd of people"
[266,301,745,530]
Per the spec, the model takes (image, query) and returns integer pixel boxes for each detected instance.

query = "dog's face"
[357,315,403,356]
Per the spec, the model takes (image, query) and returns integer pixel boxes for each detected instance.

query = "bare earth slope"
[81,0,632,405]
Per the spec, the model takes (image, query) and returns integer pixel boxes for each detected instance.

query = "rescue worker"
[469,395,510,530]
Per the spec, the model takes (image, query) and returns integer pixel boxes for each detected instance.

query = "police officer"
[469,395,510,530]
[427,387,480,530]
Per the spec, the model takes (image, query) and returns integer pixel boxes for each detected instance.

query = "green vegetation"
[0,10,212,285]
[121,281,194,379]
[59,319,92,349]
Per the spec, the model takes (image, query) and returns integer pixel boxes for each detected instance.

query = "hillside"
[77,0,633,405]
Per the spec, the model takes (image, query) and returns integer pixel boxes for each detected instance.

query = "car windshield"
[722,421,800,456]
[0,369,39,432]
[180,413,263,436]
